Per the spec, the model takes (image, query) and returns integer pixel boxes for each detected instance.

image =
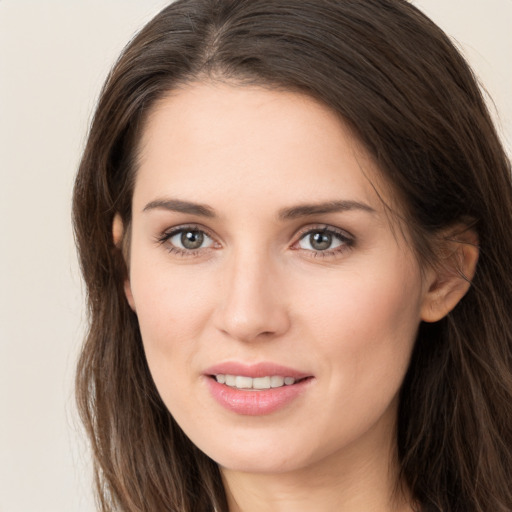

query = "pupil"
[181,230,204,249]
[311,232,332,250]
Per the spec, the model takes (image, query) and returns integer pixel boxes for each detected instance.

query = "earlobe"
[123,279,136,312]
[113,213,124,247]
[420,227,479,323]
[113,214,136,312]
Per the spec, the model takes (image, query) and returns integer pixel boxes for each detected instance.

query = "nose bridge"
[214,244,289,342]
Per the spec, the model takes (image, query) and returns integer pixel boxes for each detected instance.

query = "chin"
[190,428,333,476]
[216,451,310,475]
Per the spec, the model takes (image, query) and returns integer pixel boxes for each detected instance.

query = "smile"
[214,374,300,390]
[204,362,313,415]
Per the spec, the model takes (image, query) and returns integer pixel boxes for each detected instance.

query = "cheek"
[297,258,423,398]
[127,251,217,389]
[129,243,212,335]
[128,274,208,415]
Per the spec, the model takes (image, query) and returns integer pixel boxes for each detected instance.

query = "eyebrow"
[278,200,376,220]
[143,198,215,217]
[142,198,375,219]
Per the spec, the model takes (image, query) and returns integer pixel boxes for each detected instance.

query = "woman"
[72,0,512,510]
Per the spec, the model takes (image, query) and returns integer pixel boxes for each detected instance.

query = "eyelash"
[292,225,354,258]
[155,224,355,259]
[155,224,217,257]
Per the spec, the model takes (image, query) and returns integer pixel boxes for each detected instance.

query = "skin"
[117,82,476,511]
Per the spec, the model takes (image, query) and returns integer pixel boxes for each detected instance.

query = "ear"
[113,214,136,312]
[420,226,479,323]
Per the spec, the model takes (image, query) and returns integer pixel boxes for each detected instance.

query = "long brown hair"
[72,1,512,510]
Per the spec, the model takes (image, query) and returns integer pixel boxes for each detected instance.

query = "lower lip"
[205,377,312,416]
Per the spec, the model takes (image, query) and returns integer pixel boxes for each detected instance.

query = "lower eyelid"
[165,246,203,257]
[298,242,354,260]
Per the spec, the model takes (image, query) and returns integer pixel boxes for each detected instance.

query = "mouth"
[204,362,314,415]
[210,374,310,390]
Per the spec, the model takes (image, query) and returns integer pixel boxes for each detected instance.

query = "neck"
[220,407,413,512]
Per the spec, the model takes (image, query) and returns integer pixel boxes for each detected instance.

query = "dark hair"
[72,1,512,510]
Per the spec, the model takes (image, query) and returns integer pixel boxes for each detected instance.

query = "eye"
[296,227,353,254]
[157,226,217,254]
[170,229,213,250]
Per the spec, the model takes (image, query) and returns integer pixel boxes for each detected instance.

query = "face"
[125,82,431,476]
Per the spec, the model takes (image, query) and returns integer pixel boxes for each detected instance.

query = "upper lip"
[204,361,311,379]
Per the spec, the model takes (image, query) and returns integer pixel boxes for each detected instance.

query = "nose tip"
[216,306,288,342]
[213,258,290,342]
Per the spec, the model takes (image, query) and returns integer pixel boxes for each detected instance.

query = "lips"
[204,361,310,380]
[203,362,313,415]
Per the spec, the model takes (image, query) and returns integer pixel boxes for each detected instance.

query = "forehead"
[133,82,394,216]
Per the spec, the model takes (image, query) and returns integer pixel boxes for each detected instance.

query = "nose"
[213,249,290,342]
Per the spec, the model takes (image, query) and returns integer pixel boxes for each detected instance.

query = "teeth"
[270,376,284,388]
[215,374,298,389]
[235,376,253,389]
[253,376,270,389]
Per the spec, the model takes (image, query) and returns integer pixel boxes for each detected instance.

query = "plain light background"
[0,1,510,511]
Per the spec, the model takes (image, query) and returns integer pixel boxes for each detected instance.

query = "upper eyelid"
[158,223,217,241]
[294,224,354,241]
